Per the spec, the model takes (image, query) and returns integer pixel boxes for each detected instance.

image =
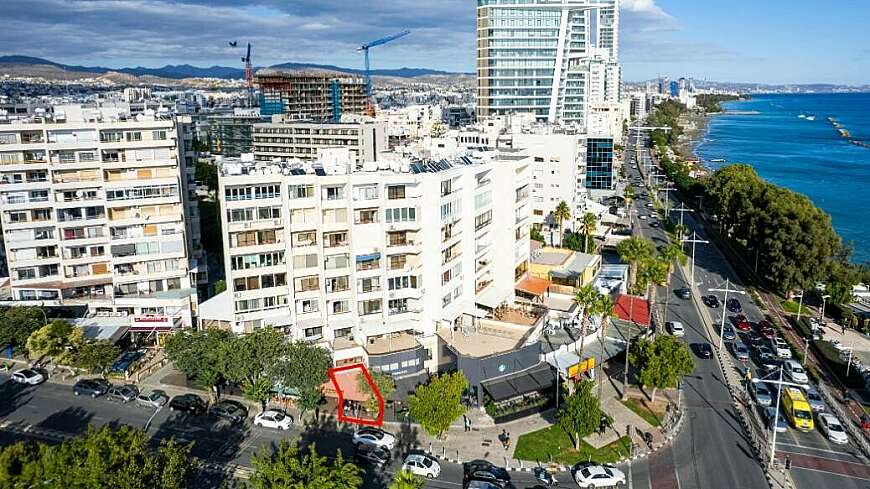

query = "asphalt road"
[628,130,870,489]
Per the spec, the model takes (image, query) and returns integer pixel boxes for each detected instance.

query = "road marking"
[791,465,870,482]
[776,442,855,456]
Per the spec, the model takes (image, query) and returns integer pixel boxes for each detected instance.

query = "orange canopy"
[322,368,372,402]
[516,276,550,297]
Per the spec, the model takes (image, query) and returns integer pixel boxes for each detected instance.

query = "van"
[781,387,814,432]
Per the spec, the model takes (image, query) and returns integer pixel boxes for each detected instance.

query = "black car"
[209,400,248,424]
[694,343,713,359]
[727,298,742,313]
[463,460,512,488]
[704,295,720,308]
[353,444,392,468]
[168,394,207,414]
[676,287,692,300]
[73,378,111,398]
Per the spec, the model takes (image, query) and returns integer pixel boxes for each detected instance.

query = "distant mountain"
[0,55,468,80]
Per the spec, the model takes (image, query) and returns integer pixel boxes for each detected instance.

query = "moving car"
[755,346,776,362]
[73,378,110,398]
[771,337,792,359]
[727,298,742,313]
[783,360,808,384]
[402,453,441,479]
[352,427,396,450]
[750,380,773,407]
[703,295,721,308]
[667,321,685,337]
[781,387,814,432]
[817,413,848,444]
[694,343,713,359]
[765,407,788,433]
[168,394,207,414]
[353,443,392,468]
[803,388,826,413]
[253,409,293,430]
[722,325,737,341]
[136,389,169,409]
[733,314,751,332]
[106,384,139,403]
[10,368,45,385]
[733,342,750,362]
[463,460,512,488]
[676,288,692,300]
[573,464,627,488]
[760,322,776,340]
[209,400,248,424]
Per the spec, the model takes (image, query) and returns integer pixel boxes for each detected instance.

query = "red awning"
[614,294,650,327]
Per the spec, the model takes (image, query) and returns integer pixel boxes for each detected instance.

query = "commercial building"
[476,0,621,128]
[0,103,202,332]
[584,136,614,191]
[252,117,387,168]
[256,70,367,120]
[206,150,532,380]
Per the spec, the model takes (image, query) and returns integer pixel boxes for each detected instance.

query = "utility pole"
[659,185,676,215]
[680,231,709,288]
[820,294,831,325]
[845,340,856,378]
[710,278,746,350]
[672,204,692,241]
[761,366,804,466]
[794,290,804,322]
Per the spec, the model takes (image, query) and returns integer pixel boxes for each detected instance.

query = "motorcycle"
[534,467,559,487]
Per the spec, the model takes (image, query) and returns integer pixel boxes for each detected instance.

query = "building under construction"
[256,70,367,121]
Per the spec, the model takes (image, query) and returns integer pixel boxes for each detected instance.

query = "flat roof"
[198,291,233,322]
[438,317,536,358]
[531,248,572,266]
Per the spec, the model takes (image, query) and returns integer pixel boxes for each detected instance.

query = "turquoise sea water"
[695,93,870,263]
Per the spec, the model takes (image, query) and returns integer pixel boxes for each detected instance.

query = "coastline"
[677,111,711,164]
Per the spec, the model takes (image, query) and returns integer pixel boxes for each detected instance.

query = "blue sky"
[0,0,867,84]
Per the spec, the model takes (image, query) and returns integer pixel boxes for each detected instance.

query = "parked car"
[694,343,713,359]
[352,427,397,450]
[168,394,207,414]
[106,384,140,403]
[354,443,392,468]
[727,298,743,313]
[136,389,169,409]
[463,460,512,488]
[750,380,773,407]
[73,378,110,398]
[817,413,848,444]
[667,321,685,337]
[573,463,627,488]
[733,342,750,362]
[722,325,737,341]
[755,346,776,362]
[109,350,144,374]
[765,407,788,433]
[676,288,692,300]
[10,368,45,386]
[253,409,293,430]
[703,295,721,308]
[771,337,792,359]
[402,453,441,479]
[209,400,248,424]
[804,388,826,413]
[784,360,808,384]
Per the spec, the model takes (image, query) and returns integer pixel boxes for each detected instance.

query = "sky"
[1,0,868,85]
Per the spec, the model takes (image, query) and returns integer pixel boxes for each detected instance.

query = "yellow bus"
[781,387,814,432]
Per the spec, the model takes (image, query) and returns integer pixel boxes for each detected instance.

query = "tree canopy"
[390,469,425,489]
[557,380,605,450]
[0,307,46,351]
[247,442,361,489]
[356,370,395,416]
[408,371,468,437]
[26,320,79,365]
[70,340,121,377]
[164,327,233,396]
[270,341,332,414]
[630,335,695,403]
[617,237,656,291]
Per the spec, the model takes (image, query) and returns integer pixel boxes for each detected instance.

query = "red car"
[759,320,776,339]
[733,314,752,332]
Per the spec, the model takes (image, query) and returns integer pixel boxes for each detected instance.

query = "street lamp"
[820,294,831,325]
[793,290,805,322]
[754,365,803,466]
[681,231,709,289]
[710,278,746,350]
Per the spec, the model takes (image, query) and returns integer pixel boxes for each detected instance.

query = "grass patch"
[781,300,810,316]
[514,426,631,465]
[620,398,662,427]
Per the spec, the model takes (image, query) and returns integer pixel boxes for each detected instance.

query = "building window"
[387,185,406,200]
[357,276,381,293]
[388,254,407,270]
[355,208,379,225]
[324,253,350,270]
[293,253,318,269]
[288,184,314,199]
[325,275,349,293]
[358,299,382,316]
[294,275,319,292]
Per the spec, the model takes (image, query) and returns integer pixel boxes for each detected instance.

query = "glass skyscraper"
[476,0,620,127]
[585,137,614,190]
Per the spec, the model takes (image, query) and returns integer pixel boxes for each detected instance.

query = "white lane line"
[776,442,855,456]
[790,465,870,482]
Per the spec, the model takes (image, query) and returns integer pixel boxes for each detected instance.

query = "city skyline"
[2,0,868,85]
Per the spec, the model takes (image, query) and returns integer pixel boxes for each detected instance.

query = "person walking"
[463,414,470,432]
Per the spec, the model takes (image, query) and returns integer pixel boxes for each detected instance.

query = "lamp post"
[760,366,804,466]
[794,290,805,322]
[820,294,831,325]
[710,279,746,350]
[845,340,856,378]
[681,231,709,288]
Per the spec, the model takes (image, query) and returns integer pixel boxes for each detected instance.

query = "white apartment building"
[211,152,531,377]
[0,104,201,331]
[253,117,387,168]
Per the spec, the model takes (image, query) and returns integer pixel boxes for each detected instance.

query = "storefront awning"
[481,363,554,402]
[516,276,550,297]
[476,285,511,309]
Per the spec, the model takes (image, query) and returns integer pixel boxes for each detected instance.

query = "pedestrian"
[466,416,472,432]
[463,414,469,432]
[842,323,846,335]
[505,432,511,450]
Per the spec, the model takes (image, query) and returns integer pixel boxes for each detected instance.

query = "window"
[293,253,318,269]
[389,255,407,270]
[325,275,349,293]
[322,208,347,224]
[7,211,27,223]
[387,185,406,200]
[388,298,409,315]
[261,273,287,289]
[323,231,347,248]
[294,275,319,292]
[234,276,259,291]
[293,231,317,247]
[303,326,323,339]
[258,206,280,220]
[358,299,382,316]
[356,255,380,271]
[388,275,417,290]
[353,185,378,201]
[330,301,350,315]
[288,185,314,199]
[474,210,493,231]
[152,130,168,140]
[225,186,252,201]
[254,185,280,200]
[227,208,254,223]
[385,207,416,223]
[296,299,319,314]
[357,276,381,293]
[125,131,142,142]
[324,253,350,270]
[355,208,378,225]
[322,185,345,201]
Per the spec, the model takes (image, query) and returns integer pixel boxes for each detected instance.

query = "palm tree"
[573,284,602,384]
[593,293,617,400]
[553,201,572,247]
[580,212,597,253]
[636,257,669,336]
[616,237,655,293]
[659,243,689,323]
[623,186,635,216]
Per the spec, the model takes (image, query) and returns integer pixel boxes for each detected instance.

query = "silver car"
[804,388,825,413]
[106,384,139,403]
[750,380,772,407]
[136,389,169,409]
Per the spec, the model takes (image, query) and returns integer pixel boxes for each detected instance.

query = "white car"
[667,321,685,337]
[10,368,45,385]
[352,427,396,450]
[783,360,808,384]
[646,202,654,208]
[402,454,440,479]
[818,413,848,444]
[639,215,648,220]
[574,464,626,488]
[771,337,792,359]
[253,409,294,430]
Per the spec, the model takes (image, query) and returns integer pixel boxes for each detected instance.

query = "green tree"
[70,340,121,377]
[25,320,77,365]
[530,227,545,244]
[270,341,332,416]
[623,186,635,216]
[563,231,584,252]
[573,284,603,372]
[222,327,288,411]
[0,307,46,351]
[580,212,597,253]
[213,279,227,294]
[557,380,604,450]
[0,425,192,489]
[630,335,695,403]
[390,469,425,489]
[616,237,655,291]
[552,200,572,247]
[592,294,617,400]
[356,370,395,416]
[408,371,468,438]
[195,158,218,192]
[247,442,362,489]
[164,328,233,400]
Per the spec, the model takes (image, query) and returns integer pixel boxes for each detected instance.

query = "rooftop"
[364,331,421,355]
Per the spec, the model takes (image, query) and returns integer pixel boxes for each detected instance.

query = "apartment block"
[210,152,531,377]
[256,70,367,120]
[253,117,387,167]
[0,104,200,332]
[205,109,262,157]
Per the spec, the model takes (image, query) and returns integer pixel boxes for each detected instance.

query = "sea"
[695,92,870,263]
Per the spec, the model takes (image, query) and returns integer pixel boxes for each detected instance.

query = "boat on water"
[798,114,807,119]
[710,158,726,163]
[806,115,816,121]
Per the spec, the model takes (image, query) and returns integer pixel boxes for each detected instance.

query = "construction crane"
[241,42,254,107]
[358,30,410,115]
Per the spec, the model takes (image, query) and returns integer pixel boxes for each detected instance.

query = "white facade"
[0,104,201,329]
[216,153,531,375]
